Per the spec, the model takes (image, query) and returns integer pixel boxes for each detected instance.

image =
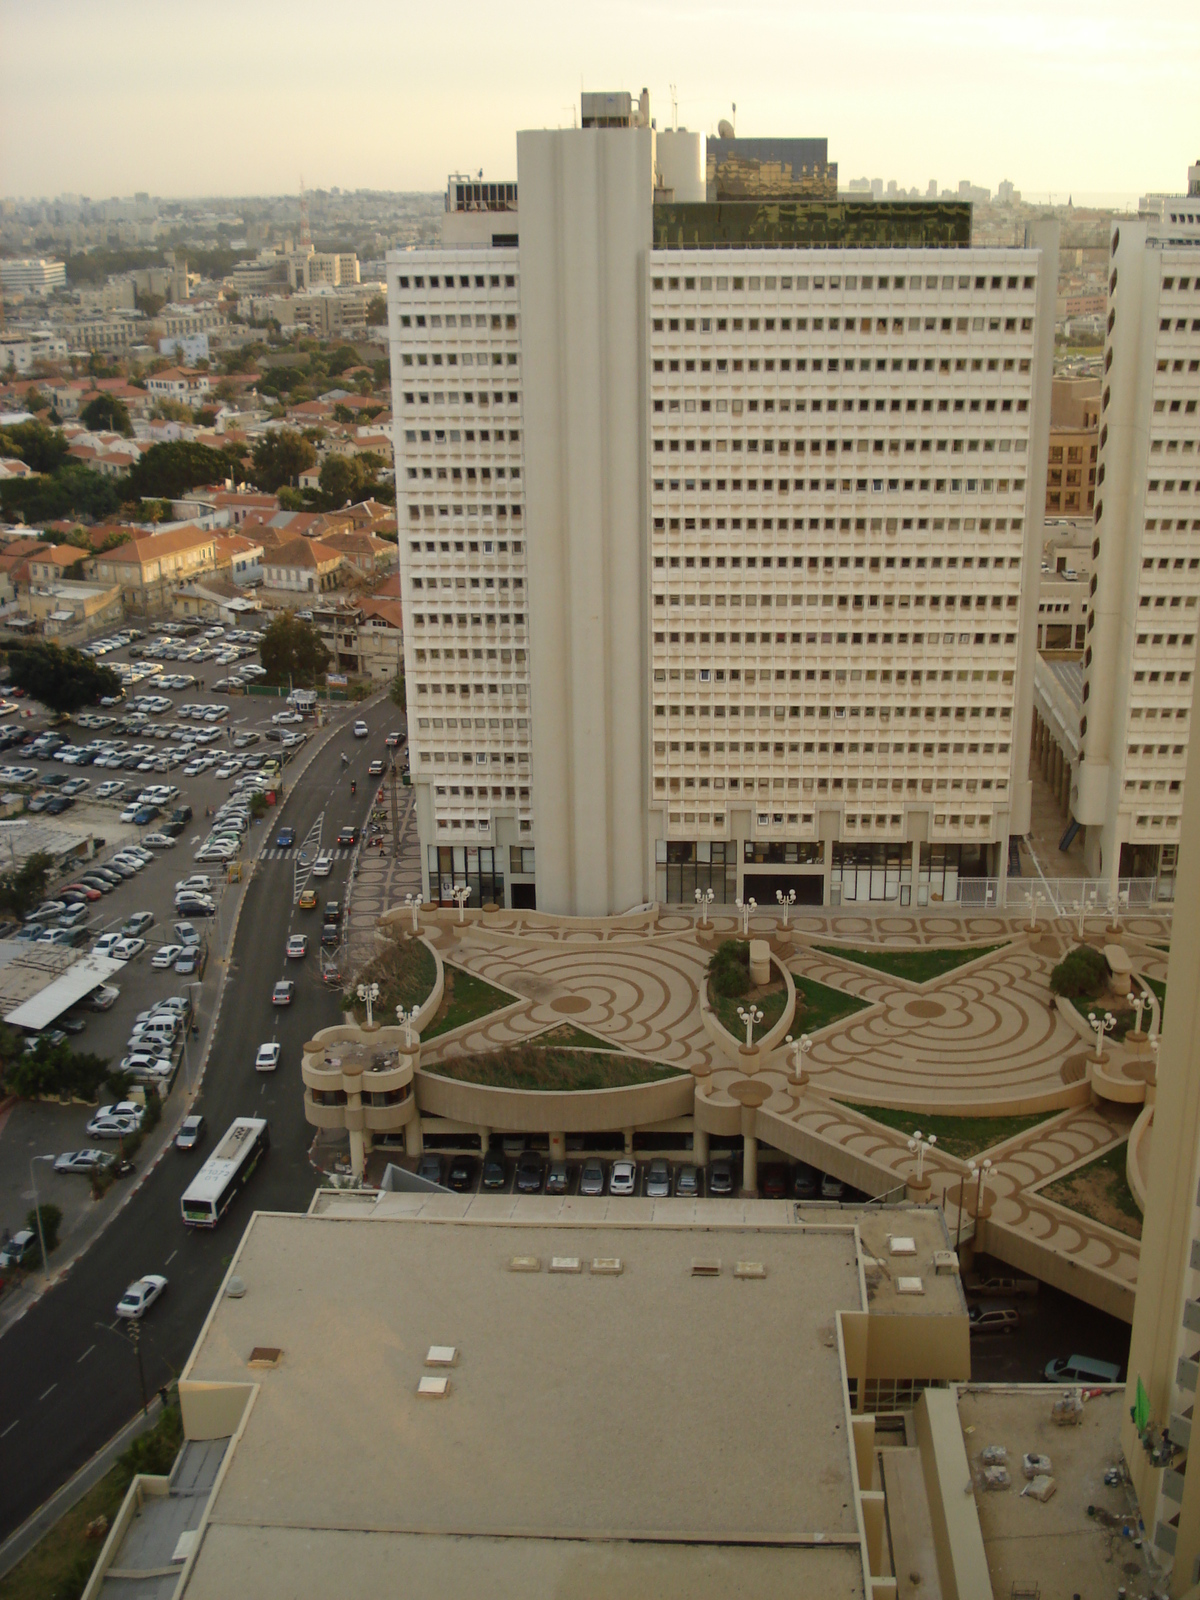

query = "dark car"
[761,1166,788,1199]
[324,901,341,924]
[481,1151,507,1190]
[385,730,403,747]
[545,1161,569,1195]
[792,1161,819,1199]
[169,804,193,824]
[46,796,75,815]
[447,1156,476,1192]
[320,922,339,948]
[175,1114,206,1152]
[336,825,358,847]
[276,827,296,848]
[417,1153,444,1186]
[132,805,160,826]
[514,1152,544,1194]
[708,1160,734,1196]
[160,819,186,837]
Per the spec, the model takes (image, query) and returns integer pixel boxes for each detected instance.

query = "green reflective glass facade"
[653,200,972,251]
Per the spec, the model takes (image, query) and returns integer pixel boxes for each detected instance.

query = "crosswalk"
[263,847,355,862]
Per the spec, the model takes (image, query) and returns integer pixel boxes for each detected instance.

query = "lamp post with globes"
[906,1129,937,1186]
[695,886,714,926]
[737,1003,764,1049]
[405,893,420,934]
[396,1004,418,1048]
[452,885,470,924]
[357,981,380,1027]
[776,887,797,928]
[785,1032,812,1085]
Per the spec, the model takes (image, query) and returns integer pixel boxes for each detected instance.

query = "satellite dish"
[717,119,734,139]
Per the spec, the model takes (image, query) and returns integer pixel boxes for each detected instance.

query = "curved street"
[0,693,397,1542]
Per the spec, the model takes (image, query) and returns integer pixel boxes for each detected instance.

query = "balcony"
[1164,1465,1187,1504]
[1183,1299,1200,1336]
[1156,1517,1179,1557]
[1178,1355,1200,1393]
[1170,1407,1193,1452]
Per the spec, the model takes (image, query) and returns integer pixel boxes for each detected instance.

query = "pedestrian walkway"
[405,905,1170,1318]
[344,784,421,976]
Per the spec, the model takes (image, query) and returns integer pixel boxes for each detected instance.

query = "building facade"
[1069,212,1200,897]
[388,95,1057,915]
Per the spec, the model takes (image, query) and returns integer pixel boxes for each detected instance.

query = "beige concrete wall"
[865,1314,971,1384]
[414,1068,694,1133]
[756,1105,904,1198]
[178,1380,255,1441]
[914,1387,993,1600]
[80,1476,171,1600]
[979,1211,1135,1322]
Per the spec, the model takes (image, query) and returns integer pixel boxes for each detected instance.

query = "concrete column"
[623,1128,634,1156]
[692,1125,709,1165]
[348,1127,365,1178]
[549,1131,566,1161]
[1061,759,1072,812]
[740,1104,758,1195]
[404,1114,423,1158]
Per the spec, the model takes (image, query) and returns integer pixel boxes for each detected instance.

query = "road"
[0,693,398,1538]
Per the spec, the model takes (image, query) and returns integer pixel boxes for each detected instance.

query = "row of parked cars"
[414,1153,861,1200]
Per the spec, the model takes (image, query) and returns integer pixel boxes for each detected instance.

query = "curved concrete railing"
[414,1067,694,1133]
[1088,1054,1148,1105]
[1127,1102,1153,1215]
[700,953,796,1070]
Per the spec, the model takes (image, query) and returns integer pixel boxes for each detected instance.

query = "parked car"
[708,1160,734,1196]
[645,1158,671,1198]
[675,1164,700,1197]
[545,1161,569,1195]
[792,1161,819,1199]
[760,1166,788,1199]
[417,1153,444,1185]
[1044,1354,1121,1384]
[609,1159,637,1196]
[447,1156,476,1192]
[151,945,184,969]
[579,1158,605,1196]
[820,1173,846,1201]
[174,949,200,974]
[481,1150,507,1190]
[89,984,120,1011]
[515,1152,544,1194]
[53,1149,114,1175]
[969,1305,1020,1337]
[111,937,146,961]
[0,1230,38,1271]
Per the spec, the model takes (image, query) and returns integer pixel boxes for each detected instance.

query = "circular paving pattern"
[905,999,945,1018]
[551,995,591,1014]
[1061,1053,1090,1084]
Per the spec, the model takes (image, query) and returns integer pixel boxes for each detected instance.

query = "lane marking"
[2,1419,18,1438]
[39,1384,56,1403]
[77,1343,95,1364]
[165,1249,178,1265]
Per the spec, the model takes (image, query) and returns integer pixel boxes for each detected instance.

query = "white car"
[94,780,126,799]
[142,833,176,849]
[609,1159,637,1196]
[272,710,303,725]
[255,1042,281,1072]
[353,720,369,738]
[89,983,120,1010]
[120,1052,174,1078]
[176,875,212,893]
[93,933,124,956]
[151,944,184,969]
[311,851,333,877]
[116,1274,167,1320]
[112,936,146,960]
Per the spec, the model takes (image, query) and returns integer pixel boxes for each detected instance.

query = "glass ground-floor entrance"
[429,845,505,907]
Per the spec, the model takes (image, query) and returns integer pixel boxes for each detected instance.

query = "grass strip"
[814,943,1004,982]
[425,1044,684,1092]
[838,1102,1058,1160]
[1041,1143,1142,1240]
[793,974,871,1032]
[423,963,515,1039]
[535,1022,618,1050]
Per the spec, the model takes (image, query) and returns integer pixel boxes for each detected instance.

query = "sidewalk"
[344,781,420,977]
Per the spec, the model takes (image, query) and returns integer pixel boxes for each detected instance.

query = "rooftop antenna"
[670,83,678,130]
[732,102,737,136]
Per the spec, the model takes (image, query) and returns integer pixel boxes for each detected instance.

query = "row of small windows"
[409,539,523,554]
[653,314,1031,335]
[1160,318,1200,332]
[653,515,1022,535]
[1162,278,1200,291]
[651,272,1036,293]
[654,552,1019,569]
[404,428,521,444]
[1152,365,1200,384]
[653,434,1026,451]
[654,630,1017,649]
[407,504,523,520]
[656,666,1014,684]
[403,390,520,406]
[653,356,1033,378]
[655,392,1028,415]
[396,273,516,290]
[400,352,519,366]
[399,313,517,329]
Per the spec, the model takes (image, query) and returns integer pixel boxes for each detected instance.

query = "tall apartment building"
[0,257,66,295]
[1066,206,1200,899]
[388,92,1057,916]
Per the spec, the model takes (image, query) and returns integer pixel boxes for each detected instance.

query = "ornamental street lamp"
[734,896,756,937]
[776,887,797,928]
[737,1003,764,1048]
[452,885,470,923]
[396,1004,417,1048]
[1087,1008,1117,1062]
[906,1129,937,1185]
[357,981,380,1027]
[29,1154,55,1281]
[405,892,420,933]
[785,1031,812,1085]
[695,887,714,926]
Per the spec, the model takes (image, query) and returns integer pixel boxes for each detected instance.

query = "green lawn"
[1069,975,1165,1042]
[1041,1143,1142,1240]
[426,1045,684,1092]
[793,974,870,1033]
[709,981,789,1043]
[838,1102,1057,1160]
[346,935,436,1024]
[423,963,515,1039]
[536,1022,618,1050]
[0,1400,182,1600]
[815,943,1004,982]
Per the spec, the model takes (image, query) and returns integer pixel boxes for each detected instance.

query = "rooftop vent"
[888,1236,917,1256]
[896,1276,926,1295]
[934,1250,960,1275]
[734,1260,766,1279]
[590,1257,623,1275]
[247,1346,282,1367]
[508,1255,541,1272]
[549,1256,581,1273]
[692,1258,722,1277]
[425,1345,458,1366]
[417,1375,450,1397]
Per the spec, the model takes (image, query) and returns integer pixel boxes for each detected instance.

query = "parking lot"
[0,618,380,1244]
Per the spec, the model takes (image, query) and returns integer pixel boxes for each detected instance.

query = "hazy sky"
[2,0,1195,202]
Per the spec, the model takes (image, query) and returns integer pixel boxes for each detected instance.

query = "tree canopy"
[365,294,388,325]
[125,440,244,500]
[259,612,331,687]
[80,393,133,437]
[0,419,70,474]
[251,428,316,493]
[4,640,122,713]
[0,463,122,524]
[0,851,55,918]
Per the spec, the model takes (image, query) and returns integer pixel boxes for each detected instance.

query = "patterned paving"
[406,907,1169,1315]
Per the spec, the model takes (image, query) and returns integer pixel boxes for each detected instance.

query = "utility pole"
[128,1318,148,1414]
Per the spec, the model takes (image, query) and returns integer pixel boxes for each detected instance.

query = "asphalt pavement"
[0,692,398,1540]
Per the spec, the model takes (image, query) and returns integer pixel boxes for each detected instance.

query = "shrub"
[27,1202,62,1252]
[1049,943,1109,999]
[708,938,751,998]
[140,1090,162,1131]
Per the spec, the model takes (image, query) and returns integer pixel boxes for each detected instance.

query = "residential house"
[309,593,403,681]
[24,579,122,634]
[0,459,36,481]
[262,537,343,595]
[173,576,262,624]
[175,486,279,527]
[143,367,211,405]
[212,533,264,586]
[87,525,218,611]
[322,528,397,577]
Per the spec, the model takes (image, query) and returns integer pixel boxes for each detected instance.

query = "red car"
[760,1166,788,1199]
[62,882,102,901]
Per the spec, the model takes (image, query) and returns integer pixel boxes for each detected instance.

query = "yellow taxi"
[298,888,318,910]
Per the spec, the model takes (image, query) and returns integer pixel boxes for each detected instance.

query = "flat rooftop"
[180,1202,872,1598]
[957,1385,1161,1600]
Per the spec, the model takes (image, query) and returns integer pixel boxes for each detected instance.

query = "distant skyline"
[2,0,1196,202]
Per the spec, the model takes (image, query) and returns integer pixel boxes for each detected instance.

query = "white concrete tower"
[516,122,656,916]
